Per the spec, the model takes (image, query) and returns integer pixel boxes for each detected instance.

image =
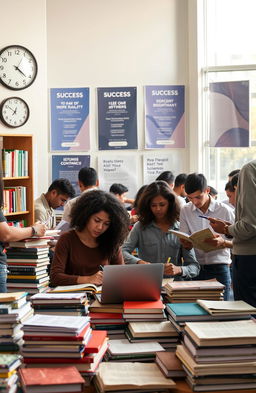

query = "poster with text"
[209,81,250,147]
[52,155,90,198]
[97,87,138,150]
[50,87,90,151]
[145,85,185,148]
[98,155,138,200]
[143,152,187,185]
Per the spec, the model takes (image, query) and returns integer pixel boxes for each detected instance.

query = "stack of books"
[21,314,108,378]
[166,300,254,333]
[164,279,224,303]
[0,354,22,393]
[155,351,186,378]
[30,292,89,316]
[0,292,33,354]
[176,319,256,391]
[122,299,167,322]
[94,362,176,392]
[104,338,164,362]
[6,245,50,295]
[125,321,179,350]
[19,366,85,393]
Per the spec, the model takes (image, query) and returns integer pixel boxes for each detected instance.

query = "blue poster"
[52,155,90,197]
[97,87,138,150]
[210,81,249,147]
[50,87,90,151]
[145,85,185,148]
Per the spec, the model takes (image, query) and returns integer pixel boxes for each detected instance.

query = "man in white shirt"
[179,173,235,300]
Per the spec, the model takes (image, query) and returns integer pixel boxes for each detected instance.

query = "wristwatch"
[224,225,233,239]
[31,226,37,236]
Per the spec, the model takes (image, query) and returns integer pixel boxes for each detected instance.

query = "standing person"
[0,179,46,292]
[156,171,175,189]
[50,190,130,287]
[62,167,98,224]
[179,173,235,300]
[122,181,199,279]
[34,178,75,229]
[173,173,187,207]
[208,160,256,307]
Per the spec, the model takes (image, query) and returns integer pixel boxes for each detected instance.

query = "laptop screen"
[100,264,164,304]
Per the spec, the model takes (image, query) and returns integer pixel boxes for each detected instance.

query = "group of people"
[0,161,255,308]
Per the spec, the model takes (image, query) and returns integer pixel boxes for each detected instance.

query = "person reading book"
[122,181,199,279]
[0,178,46,292]
[50,190,130,287]
[179,173,235,300]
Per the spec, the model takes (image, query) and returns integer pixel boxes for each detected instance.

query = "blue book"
[166,303,210,322]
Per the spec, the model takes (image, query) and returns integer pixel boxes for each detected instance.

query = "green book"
[166,302,209,322]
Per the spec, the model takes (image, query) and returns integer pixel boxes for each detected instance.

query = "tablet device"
[100,263,163,304]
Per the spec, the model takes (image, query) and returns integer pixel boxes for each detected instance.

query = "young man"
[156,171,175,189]
[34,178,75,229]
[173,173,187,207]
[109,183,134,206]
[62,167,99,224]
[179,173,235,300]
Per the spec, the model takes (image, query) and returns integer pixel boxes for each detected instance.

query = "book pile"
[123,299,167,322]
[30,292,89,316]
[19,366,85,393]
[21,314,108,377]
[6,245,50,296]
[166,300,254,333]
[125,321,179,350]
[176,319,256,391]
[89,299,126,340]
[0,354,22,393]
[104,338,164,362]
[94,362,176,392]
[164,279,224,303]
[0,292,33,354]
[155,351,186,378]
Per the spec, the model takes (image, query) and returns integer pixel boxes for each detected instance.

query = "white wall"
[0,0,48,196]
[46,0,189,193]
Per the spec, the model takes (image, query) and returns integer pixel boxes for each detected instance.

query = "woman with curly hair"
[122,181,199,279]
[50,189,130,286]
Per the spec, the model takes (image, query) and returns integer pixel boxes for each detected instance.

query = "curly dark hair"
[138,181,180,227]
[70,190,130,258]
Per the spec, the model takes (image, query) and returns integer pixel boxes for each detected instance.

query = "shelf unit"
[0,134,34,226]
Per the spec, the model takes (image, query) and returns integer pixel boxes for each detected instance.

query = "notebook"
[100,264,163,304]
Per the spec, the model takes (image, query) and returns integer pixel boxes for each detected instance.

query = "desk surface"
[84,379,255,393]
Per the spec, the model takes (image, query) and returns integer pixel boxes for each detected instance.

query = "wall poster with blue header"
[97,87,138,150]
[50,87,90,151]
[145,85,185,148]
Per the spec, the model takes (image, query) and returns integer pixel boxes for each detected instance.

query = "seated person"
[122,181,200,279]
[34,178,75,228]
[50,190,130,287]
[109,183,134,207]
[156,170,174,189]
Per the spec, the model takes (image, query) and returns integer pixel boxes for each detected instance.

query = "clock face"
[0,45,37,90]
[0,97,30,128]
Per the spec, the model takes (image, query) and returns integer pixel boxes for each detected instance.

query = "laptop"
[100,263,164,304]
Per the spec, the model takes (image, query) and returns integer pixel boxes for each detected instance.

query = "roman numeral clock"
[0,45,37,128]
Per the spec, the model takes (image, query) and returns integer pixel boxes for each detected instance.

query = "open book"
[169,227,217,252]
[49,283,102,294]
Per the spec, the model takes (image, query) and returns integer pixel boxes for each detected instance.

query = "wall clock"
[0,97,30,128]
[0,45,38,90]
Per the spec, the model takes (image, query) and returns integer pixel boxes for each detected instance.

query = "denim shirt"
[122,221,200,279]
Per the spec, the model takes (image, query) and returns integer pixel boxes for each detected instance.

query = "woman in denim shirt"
[122,181,200,279]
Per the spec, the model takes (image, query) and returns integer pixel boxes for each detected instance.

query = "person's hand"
[33,222,47,237]
[85,271,103,285]
[204,234,225,248]
[137,260,150,264]
[130,215,139,224]
[208,218,230,234]
[180,238,193,250]
[164,263,182,276]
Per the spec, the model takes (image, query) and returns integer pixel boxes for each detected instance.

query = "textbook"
[169,227,217,252]
[156,351,186,378]
[50,283,102,293]
[196,300,256,316]
[123,299,165,314]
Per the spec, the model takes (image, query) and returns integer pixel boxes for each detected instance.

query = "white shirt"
[62,187,98,223]
[180,197,235,266]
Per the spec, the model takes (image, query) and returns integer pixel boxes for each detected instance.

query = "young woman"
[0,179,46,293]
[122,181,200,279]
[50,189,130,287]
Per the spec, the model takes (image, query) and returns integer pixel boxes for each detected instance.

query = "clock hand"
[13,64,26,77]
[6,105,15,114]
[13,107,17,115]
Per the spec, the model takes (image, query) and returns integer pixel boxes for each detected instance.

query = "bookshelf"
[0,134,34,226]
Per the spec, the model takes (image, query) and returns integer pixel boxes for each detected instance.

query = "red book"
[23,323,90,342]
[84,330,107,354]
[89,312,123,319]
[19,366,84,393]
[123,299,164,313]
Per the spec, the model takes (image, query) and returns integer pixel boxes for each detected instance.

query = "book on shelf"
[169,227,217,252]
[196,299,256,315]
[49,283,102,293]
[19,366,84,393]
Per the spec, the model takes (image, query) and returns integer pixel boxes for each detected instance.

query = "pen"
[99,265,104,271]
[198,215,209,220]
[166,257,171,264]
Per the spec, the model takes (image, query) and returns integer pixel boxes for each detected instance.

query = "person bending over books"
[122,181,200,279]
[50,190,130,287]
[0,179,46,292]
